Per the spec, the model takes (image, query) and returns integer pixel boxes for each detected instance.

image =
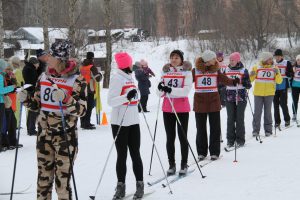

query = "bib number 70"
[262,71,272,77]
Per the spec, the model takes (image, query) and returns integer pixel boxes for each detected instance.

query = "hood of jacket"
[229,62,245,70]
[46,58,79,78]
[162,61,192,73]
[195,57,219,73]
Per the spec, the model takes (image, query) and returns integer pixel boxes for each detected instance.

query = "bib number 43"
[167,79,179,87]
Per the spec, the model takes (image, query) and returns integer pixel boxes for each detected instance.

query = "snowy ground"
[1,40,300,200]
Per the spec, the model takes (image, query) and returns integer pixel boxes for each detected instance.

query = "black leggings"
[112,124,143,183]
[292,87,300,115]
[163,112,189,165]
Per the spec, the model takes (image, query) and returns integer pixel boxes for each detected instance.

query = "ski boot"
[285,121,290,127]
[112,182,125,200]
[179,163,188,176]
[198,155,206,161]
[167,163,176,176]
[133,181,144,200]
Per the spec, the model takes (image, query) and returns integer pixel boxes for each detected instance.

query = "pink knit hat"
[115,52,132,69]
[229,52,241,62]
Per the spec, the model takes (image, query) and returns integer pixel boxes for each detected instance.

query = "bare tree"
[103,0,112,88]
[0,0,4,58]
[42,0,50,50]
[68,0,78,57]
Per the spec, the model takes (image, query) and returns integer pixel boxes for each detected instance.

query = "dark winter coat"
[193,57,235,113]
[225,62,252,103]
[135,68,151,96]
[37,61,47,77]
[22,61,38,95]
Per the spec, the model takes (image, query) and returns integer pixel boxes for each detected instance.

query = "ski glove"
[52,89,66,102]
[250,71,256,76]
[161,86,172,93]
[157,82,164,91]
[18,89,28,103]
[233,77,240,86]
[127,89,137,101]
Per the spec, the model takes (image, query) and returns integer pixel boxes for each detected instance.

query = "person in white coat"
[108,52,144,200]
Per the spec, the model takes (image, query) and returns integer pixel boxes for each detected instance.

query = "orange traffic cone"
[101,112,108,125]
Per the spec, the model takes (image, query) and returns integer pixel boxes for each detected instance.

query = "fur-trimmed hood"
[162,61,192,72]
[195,57,219,73]
[46,58,80,77]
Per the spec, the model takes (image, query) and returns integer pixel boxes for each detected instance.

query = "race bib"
[256,68,275,83]
[121,81,138,105]
[162,72,185,88]
[195,71,218,93]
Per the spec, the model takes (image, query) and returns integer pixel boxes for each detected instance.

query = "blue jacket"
[0,72,14,103]
[275,59,293,90]
[292,65,300,88]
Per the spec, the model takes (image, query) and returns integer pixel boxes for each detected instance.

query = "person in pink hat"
[107,52,144,200]
[224,52,251,150]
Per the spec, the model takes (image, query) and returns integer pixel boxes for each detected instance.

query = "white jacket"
[108,69,139,126]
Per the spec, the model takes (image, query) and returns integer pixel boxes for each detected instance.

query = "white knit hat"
[259,52,273,62]
[202,50,217,62]
[296,54,300,61]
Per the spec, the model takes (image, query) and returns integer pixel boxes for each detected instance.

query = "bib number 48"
[202,77,212,86]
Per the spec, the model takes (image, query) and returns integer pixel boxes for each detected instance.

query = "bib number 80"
[43,88,55,102]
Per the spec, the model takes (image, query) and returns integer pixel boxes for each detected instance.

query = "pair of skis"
[147,168,196,188]
[0,184,31,195]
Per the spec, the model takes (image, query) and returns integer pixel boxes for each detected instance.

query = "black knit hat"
[50,40,72,61]
[29,57,39,64]
[274,49,283,56]
[170,50,184,62]
[36,49,47,58]
[87,52,94,59]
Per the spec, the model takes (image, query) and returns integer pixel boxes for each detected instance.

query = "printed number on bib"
[201,77,212,86]
[262,71,272,77]
[167,79,179,87]
[43,87,55,103]
[196,76,217,88]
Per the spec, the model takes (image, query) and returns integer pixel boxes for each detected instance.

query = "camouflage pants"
[36,129,78,200]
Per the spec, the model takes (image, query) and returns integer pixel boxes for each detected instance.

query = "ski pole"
[233,86,238,163]
[247,94,263,144]
[47,78,79,200]
[290,87,299,127]
[10,102,23,200]
[138,99,173,194]
[166,94,206,178]
[90,104,129,200]
[148,97,161,176]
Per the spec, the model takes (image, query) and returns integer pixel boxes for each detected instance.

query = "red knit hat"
[115,52,132,69]
[229,52,241,62]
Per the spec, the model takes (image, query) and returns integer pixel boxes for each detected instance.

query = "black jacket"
[22,61,38,94]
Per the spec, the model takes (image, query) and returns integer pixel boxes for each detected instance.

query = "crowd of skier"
[1,39,300,200]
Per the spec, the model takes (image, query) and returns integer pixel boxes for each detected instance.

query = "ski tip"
[147,182,152,186]
[89,196,95,200]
